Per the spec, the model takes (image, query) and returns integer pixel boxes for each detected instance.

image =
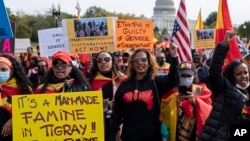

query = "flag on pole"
[194,9,203,30]
[215,0,241,66]
[75,1,81,19]
[171,0,192,62]
[194,9,204,54]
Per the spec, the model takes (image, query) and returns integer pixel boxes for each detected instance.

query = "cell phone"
[178,86,187,95]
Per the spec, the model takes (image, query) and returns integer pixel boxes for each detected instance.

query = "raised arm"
[208,30,237,94]
[156,43,179,96]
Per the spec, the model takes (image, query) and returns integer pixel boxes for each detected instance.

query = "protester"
[156,52,170,75]
[0,54,33,141]
[27,56,38,78]
[35,51,91,93]
[199,31,250,140]
[120,52,130,74]
[23,47,35,66]
[29,57,50,90]
[192,52,209,84]
[88,51,126,141]
[162,61,212,141]
[108,43,179,141]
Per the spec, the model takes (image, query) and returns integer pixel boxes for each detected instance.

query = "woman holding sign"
[35,51,91,93]
[0,54,33,141]
[108,44,179,141]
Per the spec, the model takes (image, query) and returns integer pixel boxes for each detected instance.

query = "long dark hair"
[1,54,32,94]
[223,59,245,85]
[39,66,91,93]
[88,51,121,82]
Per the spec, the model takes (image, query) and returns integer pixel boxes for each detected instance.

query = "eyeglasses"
[97,57,111,63]
[132,58,148,64]
[53,63,71,68]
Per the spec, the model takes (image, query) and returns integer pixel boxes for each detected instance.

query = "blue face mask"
[0,72,10,83]
[180,76,193,86]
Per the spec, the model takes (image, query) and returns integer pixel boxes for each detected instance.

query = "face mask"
[37,67,45,76]
[72,60,79,68]
[158,60,165,66]
[180,76,194,86]
[236,82,250,90]
[0,72,10,83]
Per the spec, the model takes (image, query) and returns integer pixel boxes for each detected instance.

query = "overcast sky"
[4,0,249,25]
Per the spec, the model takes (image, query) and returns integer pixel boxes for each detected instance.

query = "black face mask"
[37,67,45,76]
[158,60,165,66]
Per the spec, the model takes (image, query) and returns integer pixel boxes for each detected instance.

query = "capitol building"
[151,0,196,36]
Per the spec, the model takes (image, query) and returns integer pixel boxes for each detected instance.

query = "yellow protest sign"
[12,91,104,141]
[193,29,216,49]
[116,20,153,51]
[62,17,116,54]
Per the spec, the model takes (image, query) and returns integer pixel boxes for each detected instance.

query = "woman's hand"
[222,30,237,45]
[177,91,196,105]
[169,42,178,58]
[103,98,110,111]
[1,118,12,137]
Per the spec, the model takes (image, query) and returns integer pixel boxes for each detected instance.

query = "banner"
[0,0,13,39]
[15,38,31,54]
[193,28,216,49]
[63,17,116,53]
[116,20,153,51]
[12,91,104,141]
[38,27,68,57]
[0,22,15,54]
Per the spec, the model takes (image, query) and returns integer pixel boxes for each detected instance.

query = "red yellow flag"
[216,0,241,65]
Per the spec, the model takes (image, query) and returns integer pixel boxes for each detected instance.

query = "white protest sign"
[38,27,69,57]
[15,38,31,54]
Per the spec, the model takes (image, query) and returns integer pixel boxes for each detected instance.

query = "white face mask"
[236,82,250,90]
[180,76,194,86]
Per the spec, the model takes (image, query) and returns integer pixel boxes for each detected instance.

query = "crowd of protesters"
[0,30,250,141]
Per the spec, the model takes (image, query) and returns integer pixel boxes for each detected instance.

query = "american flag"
[171,0,192,62]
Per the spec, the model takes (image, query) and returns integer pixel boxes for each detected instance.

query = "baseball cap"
[180,61,196,76]
[52,51,72,63]
[192,52,203,59]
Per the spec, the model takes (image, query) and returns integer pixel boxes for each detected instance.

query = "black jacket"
[199,43,246,141]
[108,57,179,141]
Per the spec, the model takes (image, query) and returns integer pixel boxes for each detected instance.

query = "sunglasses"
[132,58,148,64]
[53,63,71,68]
[97,57,111,63]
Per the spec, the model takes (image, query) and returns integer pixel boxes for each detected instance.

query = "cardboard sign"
[62,17,116,53]
[15,38,31,54]
[0,0,13,39]
[193,29,216,49]
[0,22,15,54]
[38,27,68,57]
[12,91,104,141]
[116,20,153,51]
